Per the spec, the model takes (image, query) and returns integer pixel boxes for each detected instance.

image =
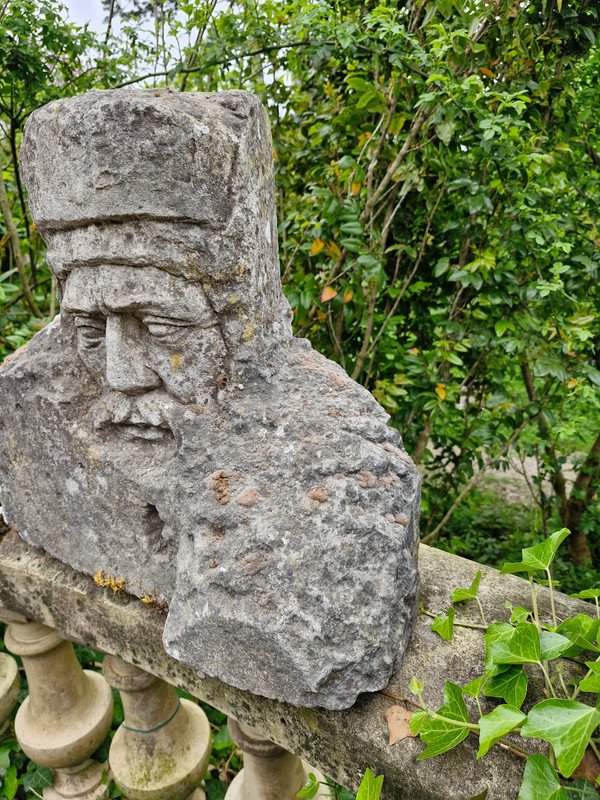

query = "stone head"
[20,89,292,438]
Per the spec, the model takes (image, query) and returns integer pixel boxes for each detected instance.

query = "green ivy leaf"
[409,710,427,735]
[540,631,573,660]
[22,764,52,791]
[452,570,482,604]
[570,589,600,600]
[483,666,528,708]
[517,755,567,799]
[556,616,600,654]
[463,674,488,699]
[418,681,471,759]
[521,700,600,777]
[410,676,424,697]
[355,767,384,800]
[432,607,455,640]
[1,764,18,800]
[565,779,600,799]
[484,623,514,676]
[489,623,541,665]
[297,773,320,798]
[577,661,600,693]
[510,606,531,625]
[477,704,526,759]
[500,528,571,575]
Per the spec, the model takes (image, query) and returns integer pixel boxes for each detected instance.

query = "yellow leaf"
[435,383,446,400]
[321,286,337,302]
[343,290,354,303]
[480,67,495,78]
[557,0,562,11]
[568,377,578,388]
[316,309,327,320]
[327,241,342,260]
[351,182,362,195]
[408,347,419,355]
[311,238,325,255]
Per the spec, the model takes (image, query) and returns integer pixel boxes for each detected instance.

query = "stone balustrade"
[0,528,593,800]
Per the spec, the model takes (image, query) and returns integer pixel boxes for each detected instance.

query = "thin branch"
[111,40,335,90]
[350,280,378,381]
[0,155,43,318]
[421,417,531,545]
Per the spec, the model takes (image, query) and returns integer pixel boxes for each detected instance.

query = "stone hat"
[20,89,272,276]
[20,89,292,358]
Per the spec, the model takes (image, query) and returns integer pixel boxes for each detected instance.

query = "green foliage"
[413,528,600,797]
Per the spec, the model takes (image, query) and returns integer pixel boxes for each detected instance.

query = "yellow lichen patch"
[242,322,256,342]
[94,570,126,594]
[227,292,240,305]
[138,587,168,612]
[170,353,183,372]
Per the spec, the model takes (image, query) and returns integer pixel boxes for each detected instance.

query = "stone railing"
[1,529,593,800]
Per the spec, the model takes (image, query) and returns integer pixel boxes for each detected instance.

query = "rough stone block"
[0,89,420,709]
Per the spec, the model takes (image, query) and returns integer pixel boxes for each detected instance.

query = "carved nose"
[105,315,161,395]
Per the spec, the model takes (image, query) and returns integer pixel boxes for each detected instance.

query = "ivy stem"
[554,664,570,700]
[420,608,487,631]
[571,654,600,702]
[589,739,600,765]
[530,575,541,632]
[538,662,556,698]
[546,568,557,628]
[476,597,487,627]
[596,597,599,620]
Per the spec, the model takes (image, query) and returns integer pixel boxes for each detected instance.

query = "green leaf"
[484,623,514,676]
[578,661,600,693]
[22,764,53,791]
[483,666,529,708]
[356,767,384,800]
[452,570,482,604]
[517,755,567,800]
[489,623,541,665]
[570,589,600,600]
[1,765,18,800]
[409,710,427,735]
[500,529,571,575]
[556,616,600,654]
[465,792,488,800]
[510,606,531,625]
[540,631,573,660]
[565,779,600,799]
[432,607,455,640]
[477,704,526,759]
[418,682,471,759]
[297,773,320,798]
[410,676,424,697]
[521,700,600,777]
[463,674,488,699]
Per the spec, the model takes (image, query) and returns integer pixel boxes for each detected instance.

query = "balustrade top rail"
[1,529,591,799]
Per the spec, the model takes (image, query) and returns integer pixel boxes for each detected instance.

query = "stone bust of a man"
[0,89,420,709]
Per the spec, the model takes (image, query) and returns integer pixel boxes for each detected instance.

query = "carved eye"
[73,315,106,345]
[143,317,190,339]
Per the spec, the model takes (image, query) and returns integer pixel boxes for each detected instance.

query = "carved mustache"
[93,390,176,431]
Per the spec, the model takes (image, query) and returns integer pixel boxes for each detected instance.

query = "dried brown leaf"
[385,704,416,745]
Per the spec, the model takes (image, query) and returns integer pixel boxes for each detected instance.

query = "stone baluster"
[0,610,20,735]
[225,718,331,799]
[102,655,211,800]
[1,614,113,800]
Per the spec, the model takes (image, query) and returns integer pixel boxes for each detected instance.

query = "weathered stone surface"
[2,535,592,799]
[0,89,420,709]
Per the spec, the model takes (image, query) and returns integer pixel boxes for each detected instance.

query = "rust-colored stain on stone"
[309,486,328,503]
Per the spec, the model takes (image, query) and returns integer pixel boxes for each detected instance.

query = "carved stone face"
[61,264,227,440]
